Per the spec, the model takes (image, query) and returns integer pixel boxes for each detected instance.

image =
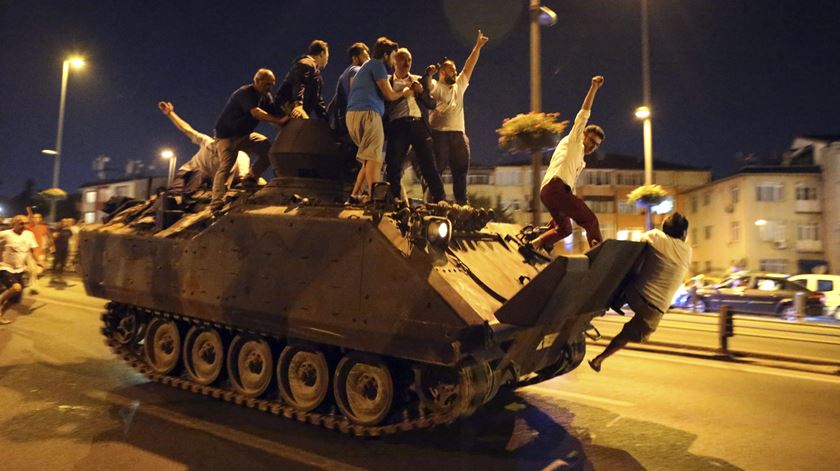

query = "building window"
[691,228,698,245]
[495,171,522,186]
[600,223,616,240]
[730,186,740,204]
[756,182,783,201]
[730,222,740,242]
[467,174,490,185]
[759,220,786,241]
[704,225,712,240]
[582,170,610,186]
[85,190,97,204]
[617,228,644,241]
[615,171,643,186]
[690,196,698,213]
[617,201,638,214]
[797,222,820,241]
[115,185,129,197]
[84,212,97,224]
[584,197,615,214]
[702,192,711,206]
[759,259,788,273]
[795,183,818,201]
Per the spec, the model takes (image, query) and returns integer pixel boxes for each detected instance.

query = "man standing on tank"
[384,48,445,203]
[327,42,370,142]
[426,30,489,204]
[210,69,288,215]
[276,40,329,120]
[346,37,416,201]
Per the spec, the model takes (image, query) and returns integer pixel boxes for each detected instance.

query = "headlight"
[425,217,451,248]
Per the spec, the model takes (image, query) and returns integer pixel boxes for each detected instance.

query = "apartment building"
[79,176,168,223]
[682,166,825,276]
[404,153,711,250]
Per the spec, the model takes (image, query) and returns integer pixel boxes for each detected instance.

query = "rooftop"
[496,152,708,171]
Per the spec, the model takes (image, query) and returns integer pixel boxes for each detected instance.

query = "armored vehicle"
[80,120,644,436]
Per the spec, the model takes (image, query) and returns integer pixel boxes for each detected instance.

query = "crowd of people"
[156,32,490,215]
[0,211,81,324]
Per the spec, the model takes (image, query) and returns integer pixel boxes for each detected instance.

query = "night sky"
[1,0,838,196]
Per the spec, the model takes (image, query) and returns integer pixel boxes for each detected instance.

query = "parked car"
[788,274,840,319]
[671,275,722,309]
[693,272,824,317]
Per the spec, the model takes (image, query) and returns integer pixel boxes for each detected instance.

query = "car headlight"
[425,216,451,249]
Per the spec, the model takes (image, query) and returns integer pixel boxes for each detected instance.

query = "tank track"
[101,302,460,437]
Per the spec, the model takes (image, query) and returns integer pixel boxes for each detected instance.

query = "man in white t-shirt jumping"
[426,30,489,204]
[589,212,693,372]
[0,215,40,324]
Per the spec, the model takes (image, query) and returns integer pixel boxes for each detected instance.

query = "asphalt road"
[1,281,839,470]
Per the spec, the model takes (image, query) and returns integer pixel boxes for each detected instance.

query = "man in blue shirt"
[346,37,416,201]
[327,42,369,141]
[211,69,287,214]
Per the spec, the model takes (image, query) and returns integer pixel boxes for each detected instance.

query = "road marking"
[36,297,105,314]
[613,349,840,385]
[87,391,369,471]
[522,386,635,407]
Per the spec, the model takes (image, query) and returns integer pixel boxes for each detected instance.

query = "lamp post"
[161,149,176,187]
[638,0,654,230]
[49,56,85,222]
[528,0,558,225]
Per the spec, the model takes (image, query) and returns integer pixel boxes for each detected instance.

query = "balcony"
[796,240,824,253]
[795,200,821,213]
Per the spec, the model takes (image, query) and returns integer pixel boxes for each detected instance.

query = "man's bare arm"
[581,76,604,112]
[249,107,289,126]
[460,30,489,82]
[375,78,413,102]
[158,101,197,138]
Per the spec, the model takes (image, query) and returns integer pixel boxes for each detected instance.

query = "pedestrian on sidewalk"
[25,209,51,294]
[589,212,692,372]
[0,215,41,324]
[50,218,73,284]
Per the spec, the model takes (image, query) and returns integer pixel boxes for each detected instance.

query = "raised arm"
[158,101,198,138]
[580,76,604,112]
[460,30,489,82]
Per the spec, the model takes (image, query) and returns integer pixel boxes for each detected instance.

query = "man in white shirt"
[158,101,251,196]
[588,212,693,372]
[0,215,40,323]
[520,76,605,261]
[426,30,488,204]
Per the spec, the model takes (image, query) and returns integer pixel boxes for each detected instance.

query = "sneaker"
[587,359,601,373]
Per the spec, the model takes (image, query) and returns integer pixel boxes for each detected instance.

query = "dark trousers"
[432,130,470,204]
[385,118,445,202]
[540,178,602,247]
[52,248,68,275]
[0,270,24,305]
[211,133,271,207]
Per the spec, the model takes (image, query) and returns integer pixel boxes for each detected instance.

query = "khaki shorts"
[619,285,665,343]
[346,110,385,163]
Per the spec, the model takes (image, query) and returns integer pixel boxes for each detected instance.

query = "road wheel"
[333,353,393,426]
[113,312,140,346]
[227,335,273,398]
[144,318,181,375]
[277,345,330,412]
[778,303,796,318]
[183,326,225,385]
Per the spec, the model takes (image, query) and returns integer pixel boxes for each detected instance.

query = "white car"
[788,274,840,319]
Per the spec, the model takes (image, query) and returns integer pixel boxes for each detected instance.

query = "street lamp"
[48,55,86,222]
[161,149,176,187]
[529,0,558,225]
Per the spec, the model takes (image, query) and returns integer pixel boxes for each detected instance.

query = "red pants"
[540,178,602,247]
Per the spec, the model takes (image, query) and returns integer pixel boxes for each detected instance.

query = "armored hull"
[81,120,644,436]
